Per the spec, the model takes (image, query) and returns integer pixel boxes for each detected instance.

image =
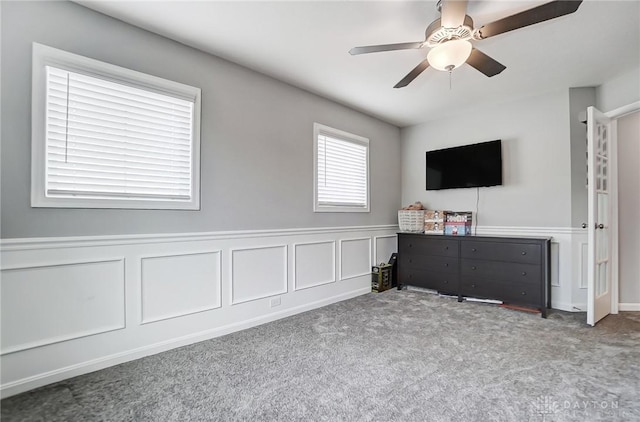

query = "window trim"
[31,43,201,210]
[313,123,370,213]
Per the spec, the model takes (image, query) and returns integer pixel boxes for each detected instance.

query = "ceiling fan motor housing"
[425,15,474,47]
[349,0,583,87]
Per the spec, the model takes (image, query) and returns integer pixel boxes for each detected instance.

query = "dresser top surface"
[397,232,551,242]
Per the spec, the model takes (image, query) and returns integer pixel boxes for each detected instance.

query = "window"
[313,123,369,212]
[31,43,201,209]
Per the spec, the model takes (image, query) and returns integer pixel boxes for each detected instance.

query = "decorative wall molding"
[0,224,399,251]
[1,258,126,355]
[293,241,336,291]
[373,235,397,265]
[140,251,222,324]
[338,237,372,281]
[230,245,288,305]
[2,225,398,399]
[0,287,371,399]
[475,225,583,236]
[579,242,588,289]
[550,241,560,287]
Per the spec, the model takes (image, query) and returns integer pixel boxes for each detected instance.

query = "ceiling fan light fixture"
[427,39,472,71]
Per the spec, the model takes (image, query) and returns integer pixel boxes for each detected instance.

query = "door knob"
[598,223,604,229]
[581,223,587,229]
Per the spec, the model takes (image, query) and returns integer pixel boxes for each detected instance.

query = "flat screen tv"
[426,140,502,190]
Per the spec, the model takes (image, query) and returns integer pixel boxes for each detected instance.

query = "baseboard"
[0,287,370,399]
[551,302,586,313]
[553,302,639,313]
[619,303,640,311]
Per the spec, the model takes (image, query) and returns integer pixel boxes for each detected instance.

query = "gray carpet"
[2,290,639,421]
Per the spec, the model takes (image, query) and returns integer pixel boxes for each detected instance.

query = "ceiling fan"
[349,0,583,88]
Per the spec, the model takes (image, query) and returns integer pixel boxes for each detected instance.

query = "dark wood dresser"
[398,233,551,317]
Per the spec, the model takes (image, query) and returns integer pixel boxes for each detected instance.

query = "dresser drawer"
[400,268,458,294]
[460,277,541,305]
[460,259,540,285]
[460,241,541,264]
[400,254,458,274]
[399,237,458,258]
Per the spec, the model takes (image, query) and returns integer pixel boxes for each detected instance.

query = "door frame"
[603,101,640,315]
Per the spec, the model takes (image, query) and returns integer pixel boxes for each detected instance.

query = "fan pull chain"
[445,64,454,90]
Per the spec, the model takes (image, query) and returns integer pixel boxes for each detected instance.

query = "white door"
[586,106,614,326]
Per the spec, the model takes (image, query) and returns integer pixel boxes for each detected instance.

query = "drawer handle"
[409,259,412,264]
[443,280,448,284]
[444,263,449,267]
[444,246,449,250]
[521,251,527,256]
[471,248,477,252]
[471,284,476,288]
[409,243,413,248]
[521,271,527,276]
[471,266,477,270]
[409,274,413,279]
[521,291,527,296]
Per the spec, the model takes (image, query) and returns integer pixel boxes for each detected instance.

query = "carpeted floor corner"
[2,289,639,421]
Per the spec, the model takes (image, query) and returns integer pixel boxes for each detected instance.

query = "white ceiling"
[76,1,639,127]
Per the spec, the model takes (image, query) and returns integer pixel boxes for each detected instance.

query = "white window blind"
[44,66,194,202]
[314,124,369,212]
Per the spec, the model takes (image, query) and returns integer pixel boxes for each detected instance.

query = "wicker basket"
[398,210,425,232]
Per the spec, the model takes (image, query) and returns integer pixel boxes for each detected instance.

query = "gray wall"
[617,111,640,305]
[568,87,596,228]
[400,90,572,227]
[596,66,640,113]
[0,1,401,239]
[592,65,639,305]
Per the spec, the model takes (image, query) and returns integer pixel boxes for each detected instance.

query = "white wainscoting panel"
[293,241,335,291]
[339,238,371,281]
[0,259,125,354]
[231,245,288,304]
[1,226,398,399]
[580,242,588,289]
[141,251,222,324]
[550,242,560,287]
[374,235,397,265]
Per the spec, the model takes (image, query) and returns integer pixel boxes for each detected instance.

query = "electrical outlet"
[270,296,281,308]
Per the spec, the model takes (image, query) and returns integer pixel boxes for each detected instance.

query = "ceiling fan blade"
[394,59,430,88]
[466,48,506,77]
[475,0,583,39]
[349,42,424,55]
[440,0,469,28]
